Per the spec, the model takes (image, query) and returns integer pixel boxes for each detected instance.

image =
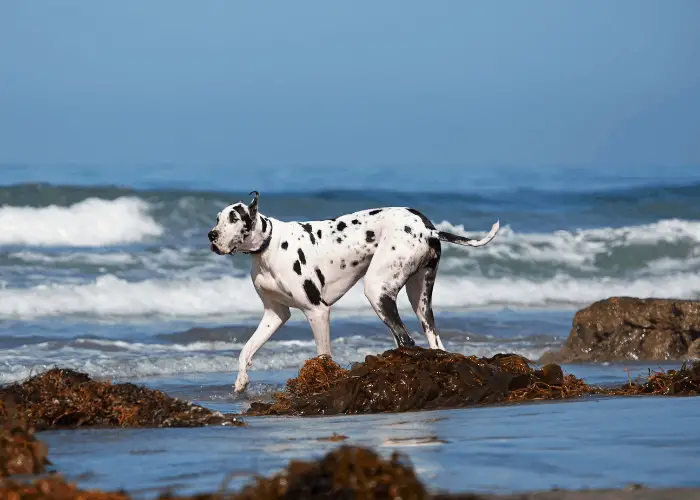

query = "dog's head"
[208,191,259,255]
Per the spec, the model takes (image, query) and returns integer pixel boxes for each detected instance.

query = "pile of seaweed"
[246,347,596,416]
[247,347,700,416]
[0,399,50,477]
[0,476,131,500]
[233,445,426,500]
[610,361,700,396]
[0,368,246,430]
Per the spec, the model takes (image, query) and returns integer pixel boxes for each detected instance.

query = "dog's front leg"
[303,306,332,357]
[234,301,291,394]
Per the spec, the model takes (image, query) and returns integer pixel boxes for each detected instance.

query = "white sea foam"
[0,269,698,321]
[0,197,163,247]
[436,218,700,272]
[8,247,225,276]
[1,216,699,319]
[10,251,138,266]
[0,335,553,384]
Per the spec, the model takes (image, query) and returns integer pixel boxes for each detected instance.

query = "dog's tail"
[438,220,500,248]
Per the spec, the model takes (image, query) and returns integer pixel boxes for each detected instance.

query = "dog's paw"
[233,377,249,395]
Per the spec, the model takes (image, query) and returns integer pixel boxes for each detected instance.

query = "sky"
[1,0,699,169]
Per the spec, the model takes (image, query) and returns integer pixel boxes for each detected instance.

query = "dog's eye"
[228,211,238,223]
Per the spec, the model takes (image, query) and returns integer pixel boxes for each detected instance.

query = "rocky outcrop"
[540,297,700,363]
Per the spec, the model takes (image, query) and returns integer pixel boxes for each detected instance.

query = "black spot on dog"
[369,209,383,215]
[315,268,325,287]
[303,280,323,306]
[300,223,316,244]
[281,241,288,250]
[233,205,252,231]
[340,260,346,270]
[351,260,359,267]
[352,219,360,225]
[406,208,436,230]
[336,237,342,244]
[316,229,322,239]
[391,246,396,251]
[337,221,347,231]
[377,295,415,347]
[293,261,302,275]
[260,216,268,233]
[365,230,375,243]
[427,237,442,269]
[228,210,238,223]
[297,248,306,265]
[404,226,413,235]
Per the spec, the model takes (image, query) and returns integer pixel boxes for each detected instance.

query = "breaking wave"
[0,197,163,247]
[0,270,698,321]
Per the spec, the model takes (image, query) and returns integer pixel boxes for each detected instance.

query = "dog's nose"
[208,230,219,242]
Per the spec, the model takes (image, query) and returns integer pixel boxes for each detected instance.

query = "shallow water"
[38,362,700,497]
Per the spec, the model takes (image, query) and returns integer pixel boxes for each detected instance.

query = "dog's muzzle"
[209,243,237,255]
[210,243,225,255]
[208,229,236,255]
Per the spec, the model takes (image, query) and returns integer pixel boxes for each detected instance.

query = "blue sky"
[1,0,698,169]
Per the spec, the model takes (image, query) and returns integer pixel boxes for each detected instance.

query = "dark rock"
[540,297,700,363]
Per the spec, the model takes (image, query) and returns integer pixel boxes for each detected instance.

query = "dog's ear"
[248,191,259,221]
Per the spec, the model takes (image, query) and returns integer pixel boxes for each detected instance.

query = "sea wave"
[3,215,700,278]
[0,197,163,247]
[0,270,698,320]
[435,218,700,277]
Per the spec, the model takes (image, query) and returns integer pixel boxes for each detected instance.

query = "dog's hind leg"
[406,266,444,350]
[303,306,332,357]
[363,251,417,348]
[234,300,291,394]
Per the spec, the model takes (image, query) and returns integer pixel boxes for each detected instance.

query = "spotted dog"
[208,192,500,394]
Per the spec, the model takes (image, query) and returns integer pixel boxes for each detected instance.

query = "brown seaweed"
[233,445,426,500]
[0,399,50,477]
[247,348,700,417]
[607,361,700,396]
[0,368,246,430]
[246,347,594,416]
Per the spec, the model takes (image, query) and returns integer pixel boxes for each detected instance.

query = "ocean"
[2,163,700,495]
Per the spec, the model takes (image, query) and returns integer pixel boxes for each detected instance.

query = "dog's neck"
[241,213,273,255]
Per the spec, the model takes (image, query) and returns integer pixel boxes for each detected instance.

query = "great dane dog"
[208,192,500,393]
